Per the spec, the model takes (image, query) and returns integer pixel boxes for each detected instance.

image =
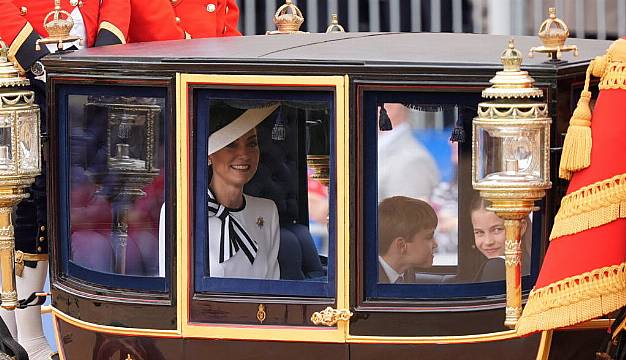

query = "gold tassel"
[559,64,595,180]
[559,55,609,180]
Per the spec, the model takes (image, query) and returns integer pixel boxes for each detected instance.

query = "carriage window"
[60,87,168,291]
[365,93,540,300]
[377,104,458,276]
[376,103,533,284]
[193,89,336,297]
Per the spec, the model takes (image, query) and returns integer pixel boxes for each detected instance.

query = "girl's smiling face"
[471,208,506,258]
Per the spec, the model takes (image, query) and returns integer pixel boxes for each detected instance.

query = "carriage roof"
[48,32,611,70]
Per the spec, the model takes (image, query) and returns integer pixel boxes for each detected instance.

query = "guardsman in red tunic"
[0,2,129,360]
[0,0,130,73]
[123,0,241,43]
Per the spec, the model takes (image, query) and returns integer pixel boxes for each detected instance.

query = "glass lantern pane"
[17,110,40,173]
[0,113,14,172]
[477,126,546,186]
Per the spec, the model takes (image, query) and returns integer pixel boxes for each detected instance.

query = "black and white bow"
[208,188,258,264]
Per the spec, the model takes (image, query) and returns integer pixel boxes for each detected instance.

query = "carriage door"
[178,74,350,348]
[347,85,546,352]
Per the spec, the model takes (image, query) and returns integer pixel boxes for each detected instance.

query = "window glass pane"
[194,90,335,298]
[377,103,456,284]
[68,95,165,278]
[375,102,534,288]
[206,100,329,281]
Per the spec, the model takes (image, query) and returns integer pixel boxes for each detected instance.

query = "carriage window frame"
[192,87,337,298]
[57,84,170,292]
[361,89,542,301]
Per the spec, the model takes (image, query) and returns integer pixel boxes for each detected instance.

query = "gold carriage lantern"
[0,39,41,310]
[472,39,551,328]
[84,98,161,274]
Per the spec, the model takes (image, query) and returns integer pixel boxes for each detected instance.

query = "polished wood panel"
[56,318,182,360]
[349,334,542,360]
[349,308,510,336]
[184,338,347,360]
[189,296,335,326]
[53,289,177,330]
[56,317,348,360]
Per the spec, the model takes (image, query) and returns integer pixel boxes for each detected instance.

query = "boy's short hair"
[378,196,438,255]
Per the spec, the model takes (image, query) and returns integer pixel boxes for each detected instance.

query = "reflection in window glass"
[205,100,330,282]
[307,108,330,260]
[307,174,329,257]
[69,95,165,278]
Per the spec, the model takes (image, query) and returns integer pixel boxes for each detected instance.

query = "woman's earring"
[207,159,212,166]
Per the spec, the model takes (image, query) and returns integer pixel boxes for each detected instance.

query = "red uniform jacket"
[0,0,129,73]
[126,0,240,43]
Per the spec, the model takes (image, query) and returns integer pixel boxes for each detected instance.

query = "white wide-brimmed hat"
[208,103,279,155]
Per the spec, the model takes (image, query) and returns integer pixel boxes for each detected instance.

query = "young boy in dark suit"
[378,196,438,284]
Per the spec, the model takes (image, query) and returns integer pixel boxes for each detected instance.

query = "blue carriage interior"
[243,106,325,281]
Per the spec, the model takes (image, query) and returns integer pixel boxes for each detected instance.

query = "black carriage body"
[43,33,611,360]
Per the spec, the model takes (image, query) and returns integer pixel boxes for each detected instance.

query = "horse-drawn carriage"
[33,28,619,359]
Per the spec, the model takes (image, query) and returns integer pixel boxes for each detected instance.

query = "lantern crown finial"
[482,39,543,99]
[0,37,29,88]
[270,0,304,34]
[501,39,523,72]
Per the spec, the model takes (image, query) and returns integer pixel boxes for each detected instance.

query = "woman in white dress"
[207,103,281,279]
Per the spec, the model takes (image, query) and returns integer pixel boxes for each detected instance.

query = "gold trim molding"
[550,172,626,239]
[517,262,626,335]
[52,308,180,337]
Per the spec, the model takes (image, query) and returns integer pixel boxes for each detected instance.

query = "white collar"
[378,256,403,284]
